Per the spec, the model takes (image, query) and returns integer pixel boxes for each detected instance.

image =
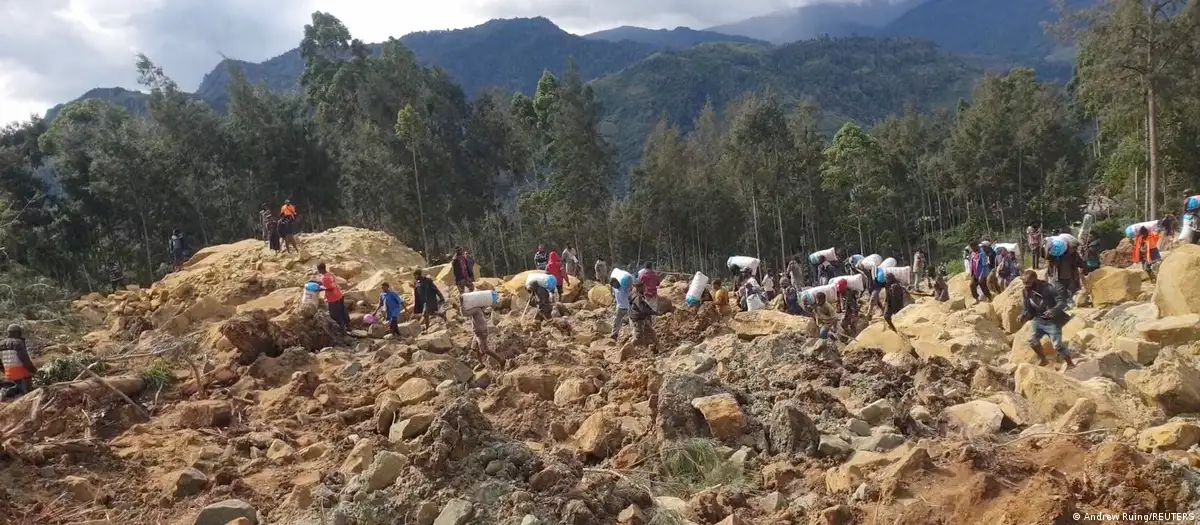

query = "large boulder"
[990,280,1026,334]
[844,323,913,356]
[941,400,1004,438]
[1153,244,1200,316]
[588,285,614,307]
[1136,315,1200,347]
[891,301,1009,362]
[1086,267,1144,307]
[1125,349,1200,416]
[729,310,815,340]
[1014,363,1160,429]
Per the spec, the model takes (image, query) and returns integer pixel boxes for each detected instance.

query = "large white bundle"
[1125,220,1159,239]
[1180,214,1196,241]
[994,242,1020,255]
[879,257,897,268]
[526,272,557,290]
[726,256,761,273]
[829,274,865,292]
[685,272,709,306]
[462,290,499,310]
[610,268,634,289]
[800,283,838,307]
[857,254,883,272]
[808,247,839,265]
[874,266,913,286]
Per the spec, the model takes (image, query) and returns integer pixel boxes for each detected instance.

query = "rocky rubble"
[4,228,1200,525]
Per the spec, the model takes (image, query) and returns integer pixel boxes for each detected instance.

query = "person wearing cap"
[0,324,37,397]
[1019,269,1076,370]
[451,247,475,295]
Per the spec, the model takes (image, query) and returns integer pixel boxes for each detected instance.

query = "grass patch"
[655,438,745,498]
[139,360,176,392]
[34,354,106,387]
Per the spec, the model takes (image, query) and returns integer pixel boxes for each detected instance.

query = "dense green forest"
[2,1,1199,320]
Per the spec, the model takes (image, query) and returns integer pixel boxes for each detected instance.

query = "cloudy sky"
[0,0,813,126]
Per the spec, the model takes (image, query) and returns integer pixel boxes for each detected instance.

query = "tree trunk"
[776,202,786,272]
[1147,79,1161,220]
[752,192,761,260]
[411,147,430,259]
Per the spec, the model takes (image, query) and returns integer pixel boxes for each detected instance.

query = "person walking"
[413,269,446,332]
[1019,270,1076,370]
[968,242,992,303]
[636,262,661,311]
[451,247,475,295]
[1132,226,1162,283]
[610,276,632,340]
[912,251,926,292]
[786,255,805,292]
[623,280,660,353]
[594,257,608,282]
[317,263,350,331]
[1026,226,1043,269]
[376,282,405,337]
[0,324,37,398]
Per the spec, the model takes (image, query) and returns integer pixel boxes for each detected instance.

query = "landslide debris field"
[5,226,1200,525]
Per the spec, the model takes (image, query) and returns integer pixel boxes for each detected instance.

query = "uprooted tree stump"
[219,307,349,365]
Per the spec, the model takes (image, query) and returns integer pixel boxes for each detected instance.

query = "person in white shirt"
[762,272,776,301]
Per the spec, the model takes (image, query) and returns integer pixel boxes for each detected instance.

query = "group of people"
[259,200,301,254]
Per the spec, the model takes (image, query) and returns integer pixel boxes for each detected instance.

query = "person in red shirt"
[317,263,350,331]
[637,261,661,311]
[546,251,568,295]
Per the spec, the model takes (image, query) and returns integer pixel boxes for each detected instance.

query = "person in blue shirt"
[610,277,632,340]
[376,282,405,337]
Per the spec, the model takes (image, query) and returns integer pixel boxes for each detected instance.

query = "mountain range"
[43,0,1081,161]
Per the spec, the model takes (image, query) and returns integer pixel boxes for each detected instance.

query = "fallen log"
[0,375,146,440]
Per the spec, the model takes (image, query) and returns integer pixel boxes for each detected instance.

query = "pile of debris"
[5,231,1200,525]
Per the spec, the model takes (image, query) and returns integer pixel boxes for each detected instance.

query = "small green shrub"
[34,355,106,387]
[655,438,745,497]
[139,360,175,391]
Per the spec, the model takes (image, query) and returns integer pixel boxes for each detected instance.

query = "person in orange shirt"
[0,324,37,398]
[1132,226,1162,282]
[317,263,350,331]
[279,200,300,253]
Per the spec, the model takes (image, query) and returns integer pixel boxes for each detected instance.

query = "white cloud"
[0,0,828,126]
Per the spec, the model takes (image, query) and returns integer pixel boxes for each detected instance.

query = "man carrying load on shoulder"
[1019,269,1076,371]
